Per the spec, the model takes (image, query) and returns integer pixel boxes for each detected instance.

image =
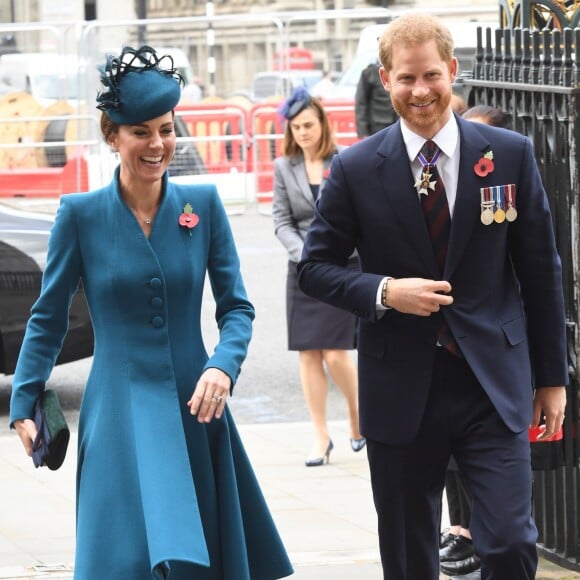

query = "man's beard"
[391,92,452,129]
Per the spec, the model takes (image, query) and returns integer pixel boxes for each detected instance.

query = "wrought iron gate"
[465,24,580,571]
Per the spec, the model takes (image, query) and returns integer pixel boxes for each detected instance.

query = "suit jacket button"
[151,316,164,328]
[150,277,162,289]
[151,297,163,309]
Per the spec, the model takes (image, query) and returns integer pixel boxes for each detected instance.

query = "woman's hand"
[187,368,231,423]
[13,418,37,456]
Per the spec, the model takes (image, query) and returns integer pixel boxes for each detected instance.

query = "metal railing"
[465,24,580,571]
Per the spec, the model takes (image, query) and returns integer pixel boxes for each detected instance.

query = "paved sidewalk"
[0,419,578,579]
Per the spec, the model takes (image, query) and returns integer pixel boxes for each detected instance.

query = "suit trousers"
[366,347,537,580]
[445,466,472,529]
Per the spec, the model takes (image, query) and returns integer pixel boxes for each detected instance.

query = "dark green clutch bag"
[32,389,70,470]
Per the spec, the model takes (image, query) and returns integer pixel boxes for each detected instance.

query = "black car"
[0,204,94,375]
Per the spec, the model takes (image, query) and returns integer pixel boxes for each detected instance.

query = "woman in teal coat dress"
[9,46,293,580]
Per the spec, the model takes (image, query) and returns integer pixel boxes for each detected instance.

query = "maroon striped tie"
[418,140,460,356]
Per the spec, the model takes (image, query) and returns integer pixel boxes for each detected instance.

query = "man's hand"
[532,386,566,440]
[386,278,453,316]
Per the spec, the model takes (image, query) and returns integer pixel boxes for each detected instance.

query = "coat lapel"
[444,118,492,280]
[376,124,439,277]
[290,154,315,206]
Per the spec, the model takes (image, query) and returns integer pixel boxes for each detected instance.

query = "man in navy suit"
[298,13,568,580]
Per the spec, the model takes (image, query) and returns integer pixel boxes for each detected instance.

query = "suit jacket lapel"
[376,124,439,277]
[290,155,315,207]
[445,119,492,280]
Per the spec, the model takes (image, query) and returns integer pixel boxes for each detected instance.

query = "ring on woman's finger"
[211,394,224,404]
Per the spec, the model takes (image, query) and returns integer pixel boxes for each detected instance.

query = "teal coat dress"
[9,169,294,580]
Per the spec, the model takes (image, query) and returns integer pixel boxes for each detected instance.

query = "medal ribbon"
[417,146,442,170]
[507,184,516,208]
[494,186,504,212]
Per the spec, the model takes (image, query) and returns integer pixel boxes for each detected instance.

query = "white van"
[153,47,194,86]
[327,20,498,100]
[0,52,84,106]
[252,69,323,101]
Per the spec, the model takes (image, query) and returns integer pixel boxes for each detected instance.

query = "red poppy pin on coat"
[474,151,494,177]
[179,203,199,236]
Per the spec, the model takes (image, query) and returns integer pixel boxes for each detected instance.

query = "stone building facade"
[0,0,498,98]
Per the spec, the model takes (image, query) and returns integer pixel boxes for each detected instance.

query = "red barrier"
[250,102,284,203]
[176,103,248,174]
[250,100,358,204]
[0,101,355,202]
[323,100,359,147]
[0,156,88,197]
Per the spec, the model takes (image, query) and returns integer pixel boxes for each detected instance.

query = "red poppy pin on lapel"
[323,168,330,180]
[179,203,199,236]
[474,151,494,177]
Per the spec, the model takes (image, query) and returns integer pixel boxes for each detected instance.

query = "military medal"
[481,206,494,225]
[480,187,494,225]
[415,170,437,197]
[415,146,442,198]
[493,186,506,223]
[505,184,518,222]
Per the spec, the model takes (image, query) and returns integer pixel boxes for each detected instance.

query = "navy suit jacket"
[298,115,568,446]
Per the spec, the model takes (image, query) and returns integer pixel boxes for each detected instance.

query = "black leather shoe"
[440,529,458,549]
[449,570,481,579]
[439,535,475,562]
[440,554,481,577]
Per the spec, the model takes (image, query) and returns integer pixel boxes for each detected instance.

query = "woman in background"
[272,87,364,467]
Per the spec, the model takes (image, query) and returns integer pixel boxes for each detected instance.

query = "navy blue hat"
[96,45,183,125]
[278,86,312,120]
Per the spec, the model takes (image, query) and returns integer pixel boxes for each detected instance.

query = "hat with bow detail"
[96,45,183,125]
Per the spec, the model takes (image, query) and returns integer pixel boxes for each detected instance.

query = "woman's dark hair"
[463,105,509,129]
